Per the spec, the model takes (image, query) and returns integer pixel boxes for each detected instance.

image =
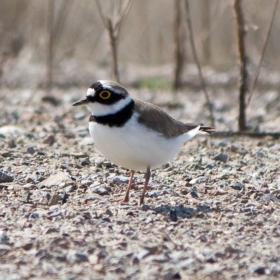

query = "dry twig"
[247,0,279,107]
[95,0,133,83]
[173,0,184,92]
[185,0,215,127]
[233,0,248,131]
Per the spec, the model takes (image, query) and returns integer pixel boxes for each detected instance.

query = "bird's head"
[73,80,132,116]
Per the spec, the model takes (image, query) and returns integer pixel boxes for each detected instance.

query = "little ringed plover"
[73,80,215,205]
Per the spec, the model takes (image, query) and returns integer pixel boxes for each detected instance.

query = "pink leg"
[122,170,135,202]
[139,167,150,205]
[112,170,135,203]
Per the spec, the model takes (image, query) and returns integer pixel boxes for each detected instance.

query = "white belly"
[88,115,192,171]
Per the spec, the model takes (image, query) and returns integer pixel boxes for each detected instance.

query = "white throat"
[86,89,132,116]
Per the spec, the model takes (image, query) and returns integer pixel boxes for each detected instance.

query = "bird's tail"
[185,123,215,135]
[199,125,215,135]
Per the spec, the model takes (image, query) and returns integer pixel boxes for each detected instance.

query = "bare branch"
[108,18,120,82]
[95,0,109,29]
[173,0,184,92]
[185,0,215,127]
[46,0,54,91]
[114,0,133,33]
[247,0,279,107]
[233,0,248,131]
[95,0,133,83]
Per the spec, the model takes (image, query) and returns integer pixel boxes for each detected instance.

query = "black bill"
[72,98,89,106]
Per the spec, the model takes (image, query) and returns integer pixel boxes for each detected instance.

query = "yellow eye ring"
[99,90,111,99]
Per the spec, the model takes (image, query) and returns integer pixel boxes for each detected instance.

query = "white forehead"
[86,88,95,97]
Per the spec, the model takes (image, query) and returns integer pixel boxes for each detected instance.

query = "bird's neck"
[90,99,135,127]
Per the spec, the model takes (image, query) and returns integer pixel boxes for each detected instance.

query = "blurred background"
[0,0,279,132]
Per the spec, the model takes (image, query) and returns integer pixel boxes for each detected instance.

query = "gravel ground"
[0,87,279,280]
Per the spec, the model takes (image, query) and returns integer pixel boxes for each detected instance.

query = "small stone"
[213,153,228,163]
[170,209,178,221]
[260,193,278,203]
[0,230,9,244]
[23,184,36,190]
[38,172,73,188]
[41,95,60,106]
[20,191,31,203]
[106,209,113,216]
[7,139,16,148]
[95,158,105,167]
[61,192,68,204]
[43,134,55,146]
[25,175,36,184]
[88,184,111,196]
[48,194,61,206]
[22,243,33,250]
[81,158,91,166]
[250,265,266,275]
[65,185,74,193]
[199,234,207,242]
[206,163,217,169]
[0,125,26,137]
[111,176,130,185]
[26,146,36,155]
[189,177,206,185]
[190,191,199,198]
[0,171,14,183]
[0,244,11,252]
[102,161,111,168]
[230,145,247,155]
[230,182,244,191]
[1,151,13,158]
[44,227,59,234]
[257,151,265,158]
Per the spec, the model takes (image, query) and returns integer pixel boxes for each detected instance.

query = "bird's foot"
[111,198,129,204]
[137,184,152,190]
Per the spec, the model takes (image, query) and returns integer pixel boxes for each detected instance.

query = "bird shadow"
[142,203,214,220]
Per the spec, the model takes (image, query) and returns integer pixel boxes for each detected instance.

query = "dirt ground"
[0,86,279,280]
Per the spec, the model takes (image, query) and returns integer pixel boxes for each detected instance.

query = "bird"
[73,80,215,205]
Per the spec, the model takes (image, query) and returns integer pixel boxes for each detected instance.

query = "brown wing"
[134,100,215,139]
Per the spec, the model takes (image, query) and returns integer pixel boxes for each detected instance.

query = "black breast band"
[89,100,135,127]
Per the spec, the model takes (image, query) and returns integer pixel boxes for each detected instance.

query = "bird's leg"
[111,170,135,203]
[139,167,150,205]
[122,170,135,203]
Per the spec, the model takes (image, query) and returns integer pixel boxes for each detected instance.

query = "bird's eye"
[99,91,111,99]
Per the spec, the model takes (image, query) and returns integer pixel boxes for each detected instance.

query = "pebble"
[189,177,206,184]
[48,194,61,206]
[26,146,36,155]
[213,153,228,163]
[0,230,9,244]
[7,139,16,148]
[65,185,75,193]
[38,172,73,188]
[20,191,31,203]
[170,209,178,221]
[0,125,26,137]
[1,151,13,158]
[230,182,245,191]
[43,134,56,146]
[110,176,130,185]
[88,184,111,195]
[0,171,14,183]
